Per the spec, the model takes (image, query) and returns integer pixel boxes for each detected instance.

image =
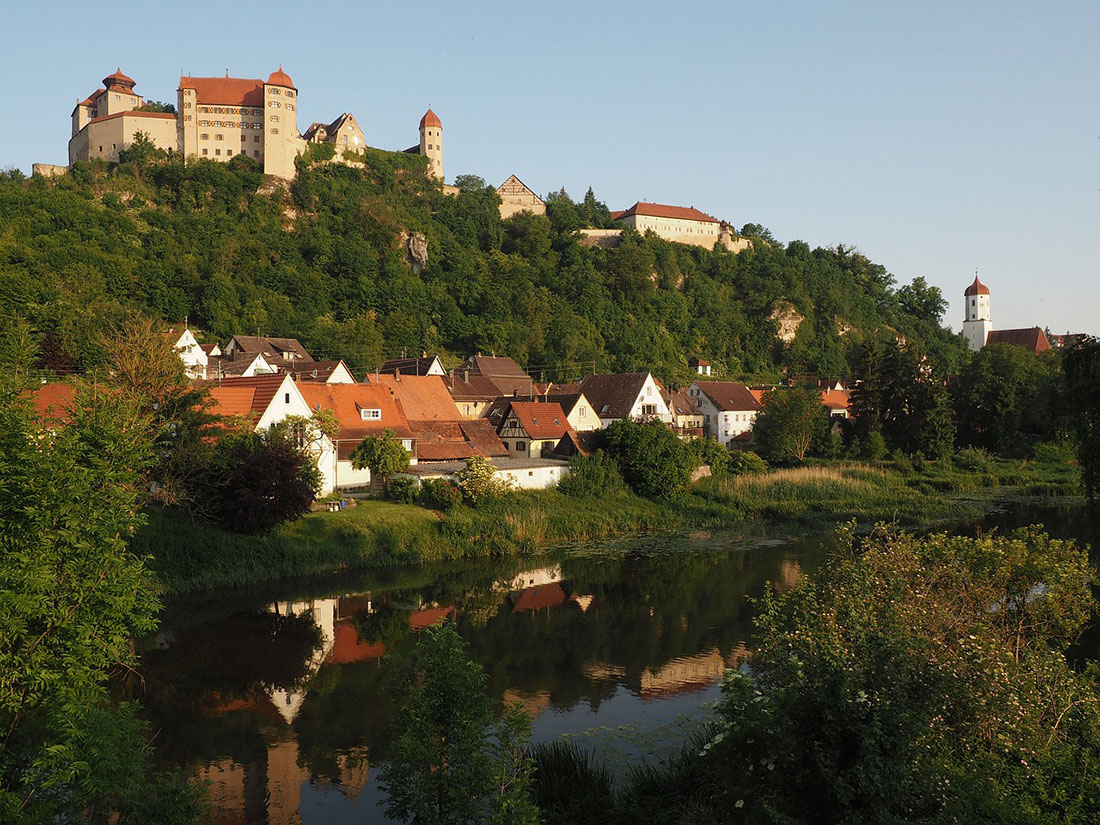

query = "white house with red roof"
[164,324,207,380]
[205,373,337,494]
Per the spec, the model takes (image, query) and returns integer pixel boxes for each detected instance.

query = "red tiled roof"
[179,76,265,106]
[608,210,626,221]
[820,388,851,411]
[666,387,702,417]
[26,383,76,424]
[506,401,573,440]
[616,201,718,223]
[419,107,441,129]
[461,418,509,456]
[367,374,464,421]
[443,372,501,401]
[266,67,296,89]
[206,385,258,418]
[696,382,763,412]
[985,327,1052,354]
[297,382,413,441]
[283,360,352,382]
[202,374,289,420]
[103,68,136,88]
[964,276,990,297]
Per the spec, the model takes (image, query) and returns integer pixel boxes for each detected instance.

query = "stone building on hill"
[608,202,752,252]
[497,175,545,219]
[67,67,446,182]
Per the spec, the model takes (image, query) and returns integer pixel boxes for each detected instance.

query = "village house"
[820,383,852,419]
[663,386,705,435]
[461,354,534,397]
[485,391,599,434]
[442,370,503,419]
[164,324,208,380]
[689,357,712,376]
[223,335,314,364]
[688,381,763,446]
[578,372,673,428]
[365,374,507,463]
[495,401,575,459]
[204,373,336,494]
[26,383,77,427]
[297,382,415,491]
[208,352,276,379]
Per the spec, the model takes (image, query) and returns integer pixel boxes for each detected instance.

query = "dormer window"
[360,408,381,421]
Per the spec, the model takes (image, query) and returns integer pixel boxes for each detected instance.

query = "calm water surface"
[122,501,1097,824]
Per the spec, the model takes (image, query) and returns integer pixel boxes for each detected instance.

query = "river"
[119,500,1097,824]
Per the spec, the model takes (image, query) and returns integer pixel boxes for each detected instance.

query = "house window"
[579,407,585,418]
[360,408,381,421]
[502,441,509,450]
[641,404,657,416]
[646,385,652,396]
[402,439,413,451]
[284,393,290,404]
[516,441,526,451]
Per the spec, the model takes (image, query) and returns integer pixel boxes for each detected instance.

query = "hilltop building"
[497,175,545,219]
[962,276,1052,354]
[67,67,444,182]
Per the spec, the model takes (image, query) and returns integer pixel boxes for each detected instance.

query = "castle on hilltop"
[67,68,443,181]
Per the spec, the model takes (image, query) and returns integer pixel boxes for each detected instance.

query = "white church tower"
[962,274,992,351]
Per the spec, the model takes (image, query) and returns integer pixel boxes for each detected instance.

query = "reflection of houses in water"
[503,688,553,718]
[268,599,338,723]
[504,564,562,591]
[198,736,368,825]
[582,643,752,701]
[777,559,803,590]
[511,582,566,613]
[570,593,595,612]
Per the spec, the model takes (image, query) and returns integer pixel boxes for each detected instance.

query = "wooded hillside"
[0,146,969,382]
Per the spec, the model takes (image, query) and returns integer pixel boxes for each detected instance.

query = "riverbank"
[135,453,1081,594]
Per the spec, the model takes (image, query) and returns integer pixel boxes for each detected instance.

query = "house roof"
[379,356,441,377]
[964,276,990,297]
[266,67,295,89]
[443,372,502,402]
[325,622,385,664]
[419,107,441,129]
[695,381,763,412]
[26,383,76,424]
[410,606,451,629]
[208,353,272,378]
[665,387,702,417]
[367,374,464,421]
[689,357,711,367]
[297,382,414,442]
[545,392,586,417]
[282,360,352,382]
[462,354,533,396]
[204,374,289,420]
[179,75,266,106]
[227,335,313,362]
[820,387,851,411]
[615,201,718,223]
[103,68,136,88]
[985,327,1052,354]
[504,401,573,440]
[578,372,651,419]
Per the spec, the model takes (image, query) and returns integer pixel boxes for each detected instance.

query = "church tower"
[419,107,443,181]
[962,274,993,352]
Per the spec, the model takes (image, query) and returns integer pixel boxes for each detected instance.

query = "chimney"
[463,368,469,383]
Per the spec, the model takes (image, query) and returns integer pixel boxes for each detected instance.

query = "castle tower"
[419,107,443,181]
[263,67,302,180]
[962,274,993,351]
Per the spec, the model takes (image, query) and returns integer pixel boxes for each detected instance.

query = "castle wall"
[619,213,719,249]
[499,192,546,219]
[69,112,177,164]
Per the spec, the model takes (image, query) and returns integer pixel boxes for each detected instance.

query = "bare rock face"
[403,231,428,273]
[769,301,804,344]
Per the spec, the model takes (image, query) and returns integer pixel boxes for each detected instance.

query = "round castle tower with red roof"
[418,107,443,180]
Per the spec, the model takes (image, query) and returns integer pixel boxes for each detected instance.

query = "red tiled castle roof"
[419,107,441,129]
[179,75,265,106]
[617,201,718,223]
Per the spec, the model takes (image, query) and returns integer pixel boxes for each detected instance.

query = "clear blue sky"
[4,0,1097,335]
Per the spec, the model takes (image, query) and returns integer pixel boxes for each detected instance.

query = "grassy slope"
[136,454,1080,594]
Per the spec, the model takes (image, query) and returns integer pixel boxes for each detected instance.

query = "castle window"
[270,115,279,122]
[185,115,192,122]
[271,89,280,95]
[215,149,221,156]
[241,134,246,141]
[202,148,208,155]
[215,134,224,141]
[200,133,209,140]
[287,104,294,111]
[271,128,279,134]
[254,136,260,142]
[253,150,260,157]
[184,102,192,109]
[226,149,233,156]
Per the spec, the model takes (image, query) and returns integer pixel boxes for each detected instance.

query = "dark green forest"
[0,144,969,383]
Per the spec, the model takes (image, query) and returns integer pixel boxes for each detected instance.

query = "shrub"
[386,476,418,504]
[601,418,698,499]
[954,446,994,473]
[419,478,462,511]
[454,456,511,505]
[691,438,731,474]
[864,431,887,461]
[557,450,625,498]
[727,450,768,476]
